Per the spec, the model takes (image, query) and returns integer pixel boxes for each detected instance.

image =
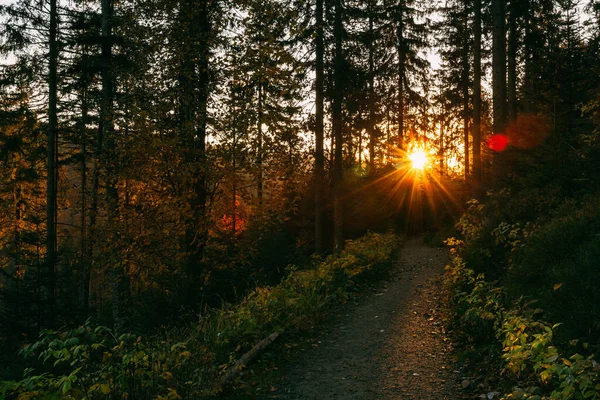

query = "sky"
[0,0,13,65]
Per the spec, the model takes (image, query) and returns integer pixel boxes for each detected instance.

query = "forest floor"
[253,236,468,400]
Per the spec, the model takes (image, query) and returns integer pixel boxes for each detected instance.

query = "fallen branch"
[220,331,281,386]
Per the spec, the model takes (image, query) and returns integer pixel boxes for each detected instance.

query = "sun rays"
[351,140,462,231]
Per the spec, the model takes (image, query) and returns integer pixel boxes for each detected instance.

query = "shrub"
[1,231,401,399]
[446,188,600,399]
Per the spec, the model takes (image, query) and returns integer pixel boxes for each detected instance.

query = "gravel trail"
[260,236,463,400]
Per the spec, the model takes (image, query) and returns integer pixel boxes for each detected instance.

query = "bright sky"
[0,1,13,65]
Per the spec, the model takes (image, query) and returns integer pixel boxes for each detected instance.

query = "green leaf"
[100,384,110,394]
[62,379,72,394]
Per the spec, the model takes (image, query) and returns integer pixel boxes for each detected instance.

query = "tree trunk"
[100,0,124,334]
[314,0,325,254]
[386,95,391,162]
[396,0,405,146]
[439,121,445,174]
[179,0,210,289]
[462,4,470,184]
[492,0,508,183]
[257,81,263,206]
[368,1,376,174]
[523,0,534,113]
[46,0,58,328]
[358,129,363,171]
[80,72,90,312]
[472,0,483,200]
[333,0,344,252]
[232,113,238,237]
[508,0,518,123]
[195,0,209,256]
[221,332,280,386]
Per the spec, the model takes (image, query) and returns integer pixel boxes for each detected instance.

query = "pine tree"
[333,0,344,252]
[314,0,326,253]
[472,0,483,199]
[46,0,58,328]
[492,0,507,182]
[392,0,429,145]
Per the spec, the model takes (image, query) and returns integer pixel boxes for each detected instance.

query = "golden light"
[409,149,428,170]
[345,139,460,234]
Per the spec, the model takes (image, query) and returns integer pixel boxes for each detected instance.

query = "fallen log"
[220,331,281,386]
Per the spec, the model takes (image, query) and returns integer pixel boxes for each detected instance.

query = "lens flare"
[409,149,428,170]
[487,134,509,152]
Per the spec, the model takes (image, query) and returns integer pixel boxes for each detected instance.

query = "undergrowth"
[0,231,401,399]
[445,190,600,399]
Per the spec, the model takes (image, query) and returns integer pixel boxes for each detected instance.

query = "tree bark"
[472,0,483,200]
[180,0,210,286]
[439,121,445,174]
[100,0,124,334]
[221,332,280,385]
[333,0,344,252]
[257,81,263,207]
[46,0,58,328]
[492,0,508,183]
[314,0,325,254]
[80,70,90,312]
[396,0,405,146]
[508,0,518,123]
[368,0,376,174]
[523,0,534,113]
[462,3,470,184]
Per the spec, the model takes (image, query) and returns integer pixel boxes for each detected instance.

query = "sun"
[409,149,428,170]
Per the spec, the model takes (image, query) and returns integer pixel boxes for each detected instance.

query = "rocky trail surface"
[256,236,466,400]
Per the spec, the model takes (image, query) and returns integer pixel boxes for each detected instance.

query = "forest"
[1,0,600,398]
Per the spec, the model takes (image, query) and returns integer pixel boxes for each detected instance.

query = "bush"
[445,188,600,399]
[1,231,401,399]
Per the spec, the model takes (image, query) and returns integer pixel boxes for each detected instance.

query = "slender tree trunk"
[462,4,470,184]
[386,96,391,161]
[333,0,344,252]
[232,126,237,237]
[14,185,22,337]
[472,0,483,200]
[358,130,363,171]
[102,0,117,213]
[180,0,209,289]
[314,0,325,253]
[46,0,58,328]
[492,0,508,183]
[180,0,196,274]
[508,0,518,123]
[100,0,123,334]
[439,121,445,174]
[368,1,376,174]
[523,0,533,112]
[87,145,99,314]
[257,82,263,206]
[396,0,405,146]
[80,74,90,312]
[195,0,209,268]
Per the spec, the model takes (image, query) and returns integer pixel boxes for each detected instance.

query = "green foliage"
[446,188,600,399]
[445,242,600,399]
[207,231,399,348]
[499,311,600,400]
[0,232,401,399]
[444,242,503,352]
[0,322,206,399]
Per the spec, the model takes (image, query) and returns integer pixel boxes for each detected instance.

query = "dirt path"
[261,236,463,399]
